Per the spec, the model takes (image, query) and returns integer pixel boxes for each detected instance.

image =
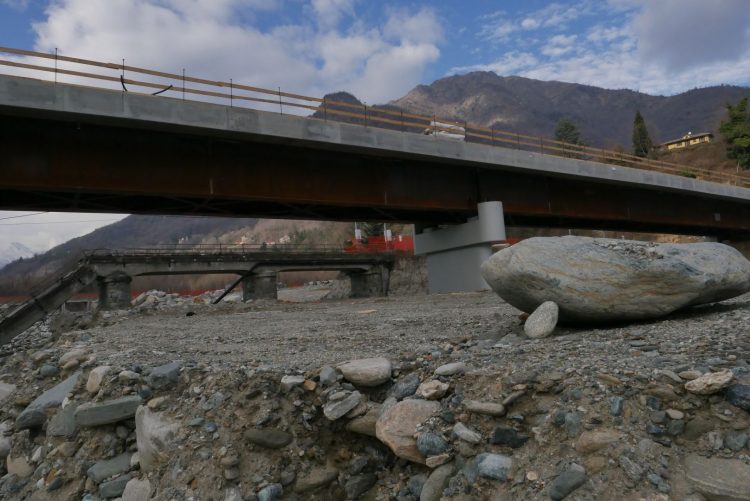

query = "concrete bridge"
[2,48,750,292]
[87,247,393,306]
[0,246,394,345]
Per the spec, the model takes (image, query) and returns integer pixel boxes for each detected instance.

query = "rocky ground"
[0,286,748,500]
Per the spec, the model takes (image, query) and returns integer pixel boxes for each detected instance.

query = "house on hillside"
[660,132,713,151]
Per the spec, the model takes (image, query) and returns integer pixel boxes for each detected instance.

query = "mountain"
[322,72,749,149]
[0,242,34,269]
[0,215,259,293]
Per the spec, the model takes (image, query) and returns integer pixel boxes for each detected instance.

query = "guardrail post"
[278,87,283,114]
[230,78,233,107]
[323,97,327,121]
[54,48,58,84]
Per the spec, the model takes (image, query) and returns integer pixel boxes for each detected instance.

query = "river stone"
[86,366,112,394]
[417,380,449,400]
[135,406,180,472]
[15,408,47,430]
[294,466,339,493]
[346,405,380,437]
[435,362,465,377]
[685,454,750,500]
[244,428,293,449]
[388,373,421,400]
[549,468,587,500]
[100,473,133,498]
[481,237,750,323]
[338,358,391,387]
[524,301,558,338]
[463,400,505,417]
[323,391,362,420]
[146,362,181,389]
[420,463,454,501]
[453,422,481,444]
[345,473,377,499]
[416,432,449,457]
[258,483,283,501]
[47,404,78,437]
[726,384,750,411]
[87,452,133,483]
[474,453,513,481]
[26,371,81,412]
[685,369,734,395]
[576,429,624,454]
[376,399,440,464]
[76,396,142,427]
[121,477,151,501]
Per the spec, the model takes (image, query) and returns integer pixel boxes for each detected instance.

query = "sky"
[1,0,750,253]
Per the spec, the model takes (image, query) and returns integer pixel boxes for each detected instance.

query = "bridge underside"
[2,112,750,239]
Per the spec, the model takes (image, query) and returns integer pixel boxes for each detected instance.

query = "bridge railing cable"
[0,46,748,188]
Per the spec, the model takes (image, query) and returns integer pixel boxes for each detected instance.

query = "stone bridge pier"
[347,265,390,298]
[97,271,132,310]
[241,271,279,301]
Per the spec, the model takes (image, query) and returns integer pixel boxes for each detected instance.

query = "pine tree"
[632,111,654,158]
[554,118,583,145]
[719,97,750,169]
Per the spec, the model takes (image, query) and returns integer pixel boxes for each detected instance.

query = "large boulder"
[481,237,750,323]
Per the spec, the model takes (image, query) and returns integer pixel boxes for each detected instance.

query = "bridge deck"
[1,73,750,238]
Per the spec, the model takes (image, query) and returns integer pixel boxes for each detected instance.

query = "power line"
[0,211,48,221]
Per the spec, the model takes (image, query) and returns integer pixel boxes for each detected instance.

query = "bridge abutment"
[414,201,506,293]
[97,272,133,310]
[348,265,390,298]
[242,271,278,301]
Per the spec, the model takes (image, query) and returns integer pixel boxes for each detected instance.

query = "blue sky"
[2,0,749,104]
[1,0,750,251]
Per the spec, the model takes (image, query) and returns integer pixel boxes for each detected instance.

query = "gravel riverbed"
[0,289,748,500]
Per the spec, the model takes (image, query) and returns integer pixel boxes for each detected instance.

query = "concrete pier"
[348,265,390,298]
[98,272,133,310]
[242,271,279,301]
[414,201,506,293]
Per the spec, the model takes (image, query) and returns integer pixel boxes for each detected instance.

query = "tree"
[719,97,750,169]
[554,118,583,145]
[632,111,654,158]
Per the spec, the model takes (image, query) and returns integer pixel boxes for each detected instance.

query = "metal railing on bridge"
[1,46,748,188]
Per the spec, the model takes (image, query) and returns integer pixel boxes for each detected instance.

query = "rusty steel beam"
[2,114,750,238]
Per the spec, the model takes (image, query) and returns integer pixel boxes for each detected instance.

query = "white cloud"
[480,2,594,43]
[311,0,354,29]
[23,0,440,105]
[631,0,750,72]
[384,7,442,45]
[459,0,750,96]
[451,51,538,76]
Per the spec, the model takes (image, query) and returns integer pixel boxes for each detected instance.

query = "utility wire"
[0,211,48,221]
[0,219,120,226]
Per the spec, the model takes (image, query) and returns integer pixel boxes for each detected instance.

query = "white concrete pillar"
[414,201,506,293]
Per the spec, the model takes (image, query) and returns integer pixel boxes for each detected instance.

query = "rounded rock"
[338,358,392,387]
[523,301,559,338]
